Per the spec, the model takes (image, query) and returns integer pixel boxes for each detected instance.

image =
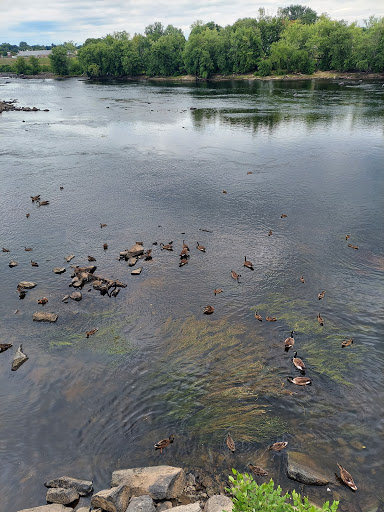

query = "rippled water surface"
[0,77,383,512]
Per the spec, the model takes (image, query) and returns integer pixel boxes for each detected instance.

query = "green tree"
[19,41,29,50]
[29,56,40,74]
[280,4,318,24]
[146,30,186,76]
[49,46,69,75]
[14,56,28,74]
[228,24,263,73]
[183,27,220,78]
[145,22,164,42]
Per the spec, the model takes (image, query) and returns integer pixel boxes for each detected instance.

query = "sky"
[1,0,383,45]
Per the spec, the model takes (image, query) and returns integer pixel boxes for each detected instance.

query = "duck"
[231,270,241,281]
[88,255,96,262]
[180,247,189,258]
[248,464,268,476]
[0,343,13,353]
[60,186,64,190]
[144,249,152,260]
[17,285,26,299]
[182,240,190,251]
[31,195,40,202]
[287,376,312,386]
[337,463,357,491]
[317,313,324,326]
[103,243,108,250]
[226,432,235,452]
[203,305,214,315]
[37,297,48,305]
[179,259,188,267]
[31,260,39,267]
[247,171,253,175]
[268,230,273,236]
[196,242,206,252]
[38,200,49,206]
[348,244,359,250]
[86,328,98,338]
[345,234,351,240]
[154,434,174,454]
[222,190,227,194]
[244,256,254,270]
[342,337,353,348]
[269,441,288,451]
[292,352,305,372]
[214,288,223,295]
[318,290,325,300]
[26,213,30,218]
[266,316,276,322]
[284,331,295,351]
[24,247,32,251]
[160,242,173,251]
[100,223,107,228]
[2,248,10,252]
[281,214,287,218]
[255,311,262,322]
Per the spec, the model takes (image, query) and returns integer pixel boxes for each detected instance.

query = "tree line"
[2,5,384,78]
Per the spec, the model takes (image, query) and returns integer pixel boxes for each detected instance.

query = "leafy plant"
[227,469,339,512]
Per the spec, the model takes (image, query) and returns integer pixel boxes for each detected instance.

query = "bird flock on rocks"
[2,189,359,494]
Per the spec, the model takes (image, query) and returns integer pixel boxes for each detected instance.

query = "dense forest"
[1,5,384,78]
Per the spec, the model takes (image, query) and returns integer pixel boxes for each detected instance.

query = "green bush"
[227,469,339,512]
[257,58,273,76]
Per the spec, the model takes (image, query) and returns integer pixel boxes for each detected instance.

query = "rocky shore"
[17,466,234,512]
[0,99,49,114]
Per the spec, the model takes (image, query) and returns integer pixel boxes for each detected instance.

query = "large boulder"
[91,484,130,512]
[33,312,58,323]
[287,452,330,486]
[111,466,186,500]
[17,505,68,512]
[170,505,201,512]
[46,487,79,504]
[127,244,144,258]
[204,495,233,512]
[44,476,93,496]
[11,345,28,371]
[127,495,156,512]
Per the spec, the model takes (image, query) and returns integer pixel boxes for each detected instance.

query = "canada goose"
[287,376,312,386]
[281,214,287,218]
[180,247,189,258]
[292,352,305,372]
[222,190,227,194]
[269,441,288,451]
[337,463,357,491]
[244,256,254,270]
[268,230,273,236]
[247,171,253,175]
[346,234,351,240]
[203,305,214,314]
[9,260,18,268]
[266,316,276,322]
[226,432,235,452]
[255,311,262,321]
[38,200,49,206]
[154,435,174,454]
[100,223,107,228]
[86,328,98,338]
[88,255,96,262]
[60,186,64,190]
[231,270,241,281]
[103,243,108,250]
[248,464,268,476]
[26,213,30,218]
[342,338,353,348]
[0,343,13,353]
[317,313,324,326]
[182,240,189,251]
[24,247,32,251]
[284,331,295,351]
[144,249,152,260]
[214,288,223,295]
[2,248,10,252]
[318,290,325,300]
[37,297,48,305]
[348,244,359,250]
[179,259,188,267]
[31,195,40,202]
[31,260,39,267]
[196,242,206,252]
[160,242,173,251]
[300,276,305,283]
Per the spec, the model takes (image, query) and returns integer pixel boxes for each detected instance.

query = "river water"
[0,77,383,511]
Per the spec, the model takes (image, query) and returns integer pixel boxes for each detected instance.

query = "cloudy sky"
[1,0,383,45]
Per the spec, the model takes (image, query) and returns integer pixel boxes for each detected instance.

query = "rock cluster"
[0,99,49,114]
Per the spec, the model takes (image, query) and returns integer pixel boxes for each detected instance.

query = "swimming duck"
[317,313,324,326]
[26,213,30,218]
[345,234,351,240]
[268,230,273,237]
[0,343,13,353]
[31,195,40,202]
[100,223,107,228]
[203,305,214,314]
[179,259,188,267]
[154,435,174,454]
[284,331,295,350]
[292,352,305,372]
[182,240,190,251]
[287,376,312,386]
[300,276,305,283]
[88,255,96,262]
[281,214,287,218]
[103,243,108,250]
[269,441,288,451]
[86,328,98,338]
[31,260,39,267]
[38,200,49,206]
[25,247,32,251]
[226,432,235,452]
[231,270,241,281]
[214,288,223,295]
[248,464,268,476]
[348,244,359,250]
[342,338,353,348]
[255,311,262,321]
[244,256,254,270]
[2,248,10,252]
[196,242,206,252]
[337,463,357,491]
[160,242,173,251]
[318,290,325,300]
[247,171,253,175]
[180,247,189,258]
[222,190,227,194]
[266,316,276,322]
[60,186,64,190]
[37,297,48,305]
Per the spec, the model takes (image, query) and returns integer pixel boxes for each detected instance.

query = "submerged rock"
[131,267,142,275]
[11,344,28,371]
[287,452,330,486]
[53,268,66,274]
[18,281,36,289]
[127,244,144,258]
[64,255,75,262]
[128,257,137,267]
[111,466,186,500]
[91,484,130,512]
[46,487,79,504]
[69,291,82,301]
[33,312,58,322]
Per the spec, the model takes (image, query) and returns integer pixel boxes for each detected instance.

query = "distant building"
[13,50,52,58]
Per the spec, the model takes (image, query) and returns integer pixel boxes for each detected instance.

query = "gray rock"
[204,495,233,512]
[127,495,156,512]
[157,502,172,512]
[17,505,68,512]
[287,452,330,486]
[44,475,93,496]
[64,255,75,262]
[53,268,66,274]
[69,291,82,301]
[127,244,144,258]
[128,257,137,267]
[111,466,186,500]
[76,508,91,512]
[171,505,201,512]
[33,312,58,322]
[18,281,36,289]
[91,484,130,512]
[131,267,142,275]
[46,487,79,504]
[11,344,28,371]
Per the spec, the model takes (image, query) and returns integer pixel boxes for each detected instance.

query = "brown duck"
[342,338,353,348]
[31,260,39,267]
[203,305,214,315]
[154,435,174,454]
[300,276,305,283]
[255,311,262,321]
[86,328,98,338]
[337,463,357,491]
[317,312,324,326]
[226,432,235,452]
[231,270,241,281]
[214,288,223,295]
[269,441,288,451]
[287,376,312,386]
[318,290,325,300]
[348,244,359,250]
[248,464,268,476]
[266,316,276,322]
[37,297,48,305]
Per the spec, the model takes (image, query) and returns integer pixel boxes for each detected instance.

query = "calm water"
[0,77,383,512]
